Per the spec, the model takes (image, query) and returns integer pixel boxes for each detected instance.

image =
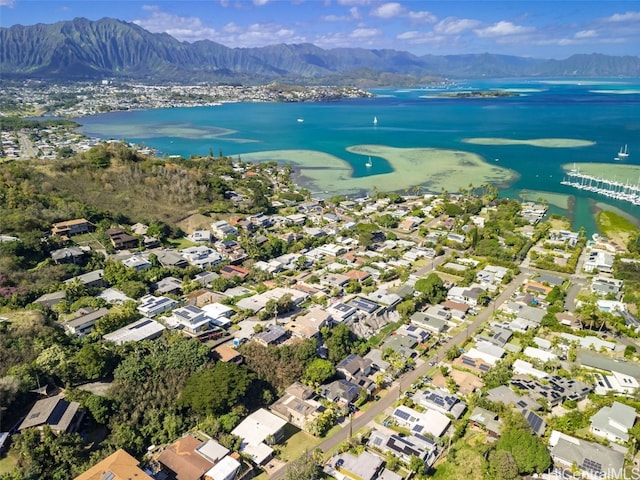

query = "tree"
[396,299,416,319]
[491,450,519,480]
[73,342,116,380]
[284,449,322,480]
[414,273,447,304]
[303,358,336,387]
[495,412,551,474]
[181,362,256,416]
[324,323,358,364]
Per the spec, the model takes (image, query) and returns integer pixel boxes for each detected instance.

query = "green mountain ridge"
[2,17,640,84]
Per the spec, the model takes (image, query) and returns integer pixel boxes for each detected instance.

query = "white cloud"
[407,10,436,24]
[605,11,640,22]
[371,2,404,19]
[219,0,229,6]
[350,7,361,20]
[574,29,598,39]
[350,27,381,39]
[337,0,371,5]
[474,21,535,38]
[322,14,351,21]
[434,17,480,35]
[133,11,217,41]
[253,0,269,5]
[0,0,15,6]
[141,4,159,11]
[396,30,445,45]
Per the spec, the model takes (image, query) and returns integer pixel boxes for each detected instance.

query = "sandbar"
[519,190,571,210]
[242,146,518,197]
[464,138,595,148]
[562,163,640,179]
[589,89,640,95]
[593,202,640,227]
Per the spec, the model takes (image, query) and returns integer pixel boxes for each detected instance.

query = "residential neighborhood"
[2,157,640,480]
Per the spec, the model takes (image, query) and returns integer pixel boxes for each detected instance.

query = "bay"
[78,78,640,234]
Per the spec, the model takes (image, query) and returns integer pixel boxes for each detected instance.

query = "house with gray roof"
[549,430,626,480]
[333,451,384,480]
[61,307,109,337]
[51,246,85,265]
[469,407,502,438]
[103,317,166,345]
[320,379,362,405]
[413,388,466,419]
[253,325,289,347]
[64,269,106,289]
[337,354,372,382]
[590,401,636,443]
[368,429,438,467]
[410,311,448,333]
[18,393,84,434]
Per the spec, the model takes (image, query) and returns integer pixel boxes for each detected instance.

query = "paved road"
[270,270,528,479]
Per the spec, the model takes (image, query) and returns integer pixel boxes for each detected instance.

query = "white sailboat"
[373,116,378,126]
[618,144,629,158]
[365,156,373,168]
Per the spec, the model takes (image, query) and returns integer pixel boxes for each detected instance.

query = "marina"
[561,166,640,206]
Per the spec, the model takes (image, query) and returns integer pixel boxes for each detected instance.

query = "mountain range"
[2,17,640,85]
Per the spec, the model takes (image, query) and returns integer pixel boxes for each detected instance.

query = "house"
[51,218,94,237]
[364,348,390,373]
[524,281,553,297]
[333,451,384,480]
[201,303,234,327]
[270,382,323,431]
[64,269,106,289]
[254,325,289,347]
[447,285,485,307]
[156,435,215,480]
[285,308,331,339]
[51,247,85,265]
[410,311,448,333]
[549,430,626,480]
[212,345,243,364]
[512,359,548,379]
[106,228,139,250]
[181,246,224,268]
[320,272,350,289]
[337,354,372,382]
[368,429,438,467]
[204,455,241,480]
[486,385,541,411]
[469,407,502,438]
[211,220,238,239]
[74,449,153,480]
[103,318,166,345]
[122,255,152,271]
[593,370,639,396]
[583,250,615,273]
[391,405,451,438]
[465,340,505,366]
[326,303,358,323]
[396,324,430,344]
[220,265,250,280]
[510,375,591,408]
[137,294,178,318]
[522,409,546,436]
[321,379,362,405]
[156,249,189,268]
[152,276,183,295]
[61,307,109,337]
[18,393,84,434]
[169,306,216,334]
[523,346,557,363]
[231,408,288,465]
[33,290,66,308]
[187,229,212,243]
[590,401,636,443]
[591,276,624,297]
[413,388,467,419]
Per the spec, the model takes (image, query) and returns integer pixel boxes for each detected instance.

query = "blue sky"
[1,1,639,58]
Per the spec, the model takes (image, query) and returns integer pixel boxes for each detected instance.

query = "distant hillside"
[2,17,640,84]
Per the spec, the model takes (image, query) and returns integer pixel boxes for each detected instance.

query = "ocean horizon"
[78,77,640,234]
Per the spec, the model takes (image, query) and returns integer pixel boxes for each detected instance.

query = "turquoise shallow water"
[78,78,640,234]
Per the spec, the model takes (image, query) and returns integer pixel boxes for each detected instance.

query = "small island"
[429,90,519,98]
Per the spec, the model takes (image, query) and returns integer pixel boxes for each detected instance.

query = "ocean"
[78,78,640,234]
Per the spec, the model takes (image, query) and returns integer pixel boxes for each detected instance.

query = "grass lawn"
[168,237,198,249]
[0,452,18,475]
[596,210,638,247]
[276,425,321,463]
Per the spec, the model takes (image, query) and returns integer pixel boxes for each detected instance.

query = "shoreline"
[243,145,519,198]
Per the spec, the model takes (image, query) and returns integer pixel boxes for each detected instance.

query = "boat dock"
[561,168,640,206]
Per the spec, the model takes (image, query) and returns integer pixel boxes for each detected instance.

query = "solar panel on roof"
[517,400,527,408]
[412,425,423,433]
[395,409,411,421]
[582,459,602,473]
[132,319,152,329]
[479,364,490,371]
[462,358,476,366]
